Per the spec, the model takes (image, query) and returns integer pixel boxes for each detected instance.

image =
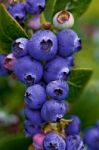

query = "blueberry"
[66,135,84,150]
[27,30,58,61]
[25,0,45,15]
[12,38,28,58]
[24,108,44,126]
[44,56,70,83]
[53,10,74,30]
[24,84,46,109]
[13,56,43,85]
[58,29,81,57]
[8,2,26,23]
[43,132,66,150]
[24,120,40,137]
[41,99,67,122]
[0,54,11,76]
[65,115,81,136]
[83,127,99,150]
[66,56,74,67]
[46,80,69,100]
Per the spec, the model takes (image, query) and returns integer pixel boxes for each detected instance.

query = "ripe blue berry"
[66,135,84,150]
[8,2,26,23]
[27,30,58,61]
[24,84,46,110]
[58,29,81,57]
[24,108,44,126]
[25,0,45,15]
[66,56,74,67]
[13,56,43,85]
[12,38,28,58]
[41,99,67,122]
[44,56,69,83]
[83,127,99,150]
[43,132,66,150]
[65,115,81,136]
[46,80,69,100]
[0,54,10,77]
[24,120,40,137]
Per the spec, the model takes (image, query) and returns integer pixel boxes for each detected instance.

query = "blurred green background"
[72,0,99,129]
[0,0,99,139]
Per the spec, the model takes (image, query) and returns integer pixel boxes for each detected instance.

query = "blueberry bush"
[1,0,99,150]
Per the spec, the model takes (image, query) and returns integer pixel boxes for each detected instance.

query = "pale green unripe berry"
[53,10,74,30]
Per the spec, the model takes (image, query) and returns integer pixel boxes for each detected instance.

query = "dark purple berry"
[24,120,40,137]
[27,30,58,61]
[13,56,43,85]
[65,115,81,136]
[44,56,69,83]
[12,38,28,58]
[24,84,46,109]
[8,2,26,23]
[25,0,45,15]
[43,132,66,150]
[84,127,99,150]
[41,99,67,122]
[24,108,44,126]
[46,80,69,100]
[58,29,81,57]
[66,135,84,150]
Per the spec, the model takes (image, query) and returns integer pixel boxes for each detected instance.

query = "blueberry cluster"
[7,0,45,26]
[0,0,85,150]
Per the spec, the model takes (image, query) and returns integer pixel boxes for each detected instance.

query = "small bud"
[33,133,45,150]
[28,15,41,30]
[53,10,74,30]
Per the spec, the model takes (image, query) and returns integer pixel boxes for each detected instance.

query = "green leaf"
[44,0,56,22]
[44,0,92,22]
[53,0,69,15]
[0,4,28,52]
[70,80,99,129]
[44,0,69,22]
[44,0,70,22]
[67,0,92,19]
[0,135,32,150]
[67,68,93,103]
